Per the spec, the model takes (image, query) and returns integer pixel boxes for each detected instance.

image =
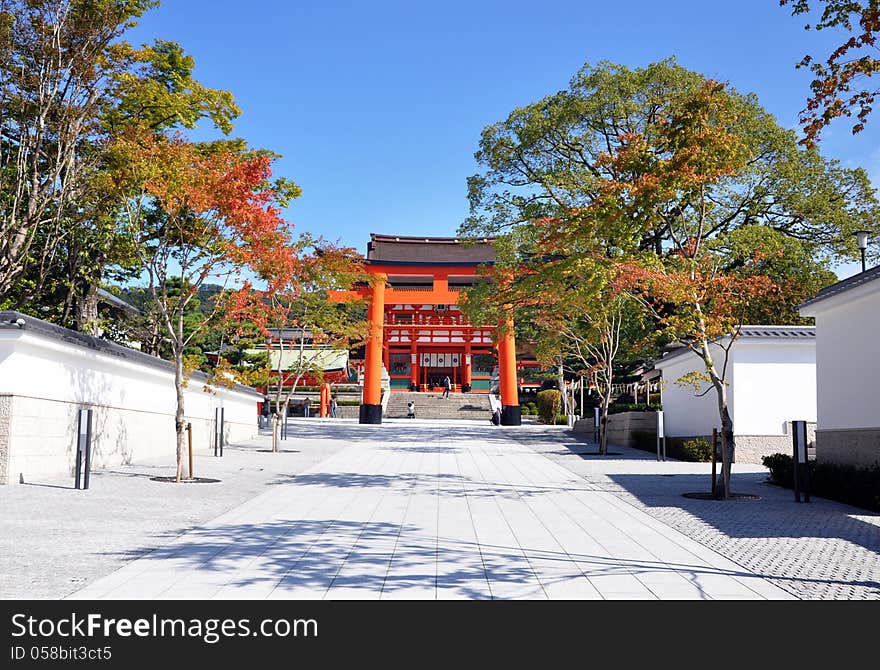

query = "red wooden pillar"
[498,314,521,425]
[410,339,418,391]
[463,340,472,392]
[360,275,386,424]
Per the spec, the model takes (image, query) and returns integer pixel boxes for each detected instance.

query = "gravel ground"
[516,426,880,600]
[0,423,348,599]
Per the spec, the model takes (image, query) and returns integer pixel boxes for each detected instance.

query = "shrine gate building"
[332,234,521,426]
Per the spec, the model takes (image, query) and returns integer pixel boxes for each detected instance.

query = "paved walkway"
[70,420,798,600]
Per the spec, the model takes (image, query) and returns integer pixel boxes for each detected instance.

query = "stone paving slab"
[69,420,795,600]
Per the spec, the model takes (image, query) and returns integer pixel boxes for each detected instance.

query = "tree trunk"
[74,283,100,335]
[699,341,733,500]
[271,413,279,453]
[556,357,567,415]
[717,396,734,500]
[173,349,190,482]
[599,384,613,455]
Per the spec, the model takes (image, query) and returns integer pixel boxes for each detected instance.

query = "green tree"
[0,0,158,304]
[463,58,879,261]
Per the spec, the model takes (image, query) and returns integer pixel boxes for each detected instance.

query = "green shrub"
[528,402,538,413]
[762,453,880,512]
[336,399,361,406]
[536,389,561,424]
[677,438,713,462]
[762,453,795,487]
[555,414,569,425]
[519,404,532,415]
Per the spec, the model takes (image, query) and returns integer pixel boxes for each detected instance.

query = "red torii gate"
[330,265,521,426]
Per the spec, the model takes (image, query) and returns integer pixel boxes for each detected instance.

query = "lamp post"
[855,230,870,272]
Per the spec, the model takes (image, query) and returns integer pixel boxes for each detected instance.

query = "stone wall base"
[816,428,880,468]
[571,413,818,465]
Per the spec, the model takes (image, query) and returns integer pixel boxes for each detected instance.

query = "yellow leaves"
[675,370,713,393]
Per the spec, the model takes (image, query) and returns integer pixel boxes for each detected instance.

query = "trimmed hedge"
[678,438,713,462]
[536,389,561,424]
[762,453,880,512]
[630,432,714,462]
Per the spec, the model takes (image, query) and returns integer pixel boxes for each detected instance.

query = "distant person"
[261,395,270,428]
[407,401,416,419]
[442,375,451,399]
[330,395,338,418]
[303,397,311,418]
[491,407,501,426]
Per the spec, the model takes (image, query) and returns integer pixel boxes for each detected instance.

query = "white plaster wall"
[802,288,880,431]
[731,340,817,435]
[656,342,732,438]
[0,328,259,484]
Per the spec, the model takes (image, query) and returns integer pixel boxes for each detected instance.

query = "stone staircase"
[385,391,492,420]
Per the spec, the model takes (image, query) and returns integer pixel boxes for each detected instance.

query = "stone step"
[385,391,491,419]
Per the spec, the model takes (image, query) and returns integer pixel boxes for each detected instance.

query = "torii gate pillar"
[498,315,521,426]
[360,275,386,424]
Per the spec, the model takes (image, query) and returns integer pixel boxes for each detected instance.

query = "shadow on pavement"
[106,517,795,600]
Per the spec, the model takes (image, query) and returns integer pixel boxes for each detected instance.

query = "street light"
[855,230,870,272]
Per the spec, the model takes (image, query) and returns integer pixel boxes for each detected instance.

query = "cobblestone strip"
[514,426,880,600]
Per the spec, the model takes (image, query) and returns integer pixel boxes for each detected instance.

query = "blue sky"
[128,0,875,278]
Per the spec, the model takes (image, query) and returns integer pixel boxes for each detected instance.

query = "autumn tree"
[582,82,779,497]
[460,231,653,453]
[782,0,880,145]
[114,132,299,481]
[226,235,367,451]
[463,59,879,497]
[61,39,240,333]
[709,225,838,323]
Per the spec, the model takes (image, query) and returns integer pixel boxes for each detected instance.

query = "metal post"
[711,428,718,498]
[214,408,220,457]
[793,420,809,503]
[220,407,225,457]
[82,409,93,490]
[579,380,584,419]
[74,409,86,489]
[656,410,665,462]
[187,422,193,479]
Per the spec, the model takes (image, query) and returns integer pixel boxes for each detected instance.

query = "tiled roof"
[367,233,496,264]
[0,311,260,397]
[799,264,880,310]
[736,325,816,339]
[655,325,815,365]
